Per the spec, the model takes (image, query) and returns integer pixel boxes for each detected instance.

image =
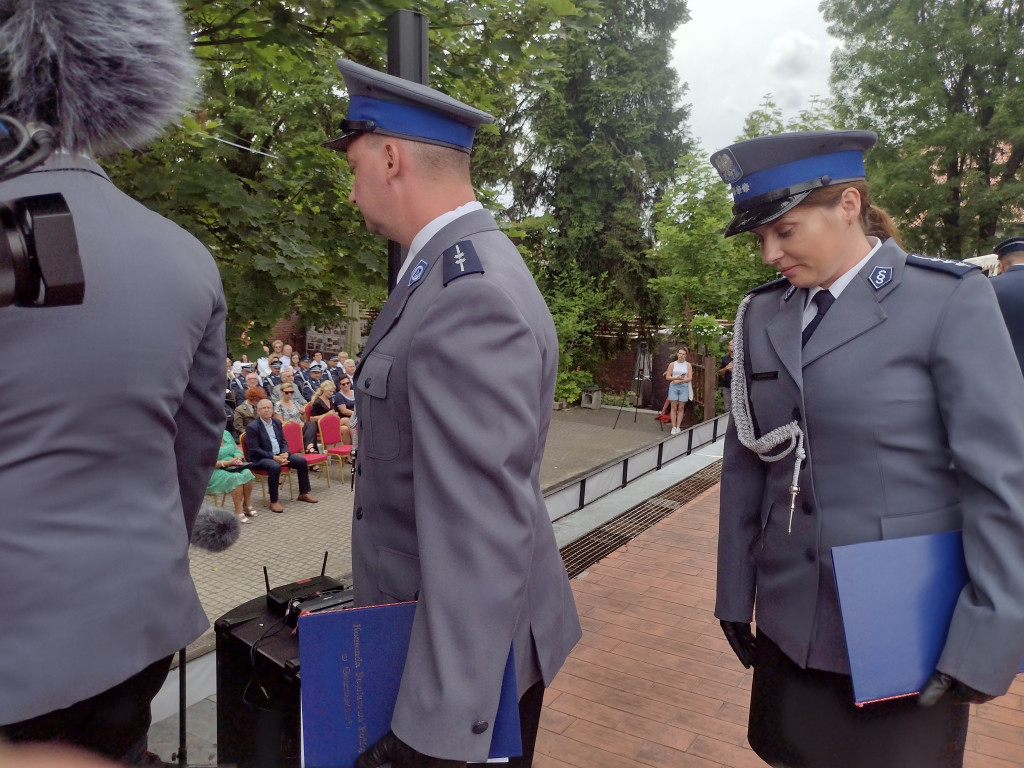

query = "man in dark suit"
[991,236,1024,373]
[244,399,318,513]
[325,59,581,768]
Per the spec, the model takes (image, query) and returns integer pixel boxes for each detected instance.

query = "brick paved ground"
[533,484,1024,768]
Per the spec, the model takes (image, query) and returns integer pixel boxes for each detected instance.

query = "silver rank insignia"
[869,266,893,290]
[442,240,484,286]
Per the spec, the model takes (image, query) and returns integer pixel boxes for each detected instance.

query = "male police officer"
[991,237,1024,373]
[325,59,581,768]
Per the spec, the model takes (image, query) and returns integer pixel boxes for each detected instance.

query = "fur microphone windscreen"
[0,0,198,155]
[190,502,241,552]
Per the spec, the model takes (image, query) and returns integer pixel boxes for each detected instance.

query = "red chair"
[240,431,293,503]
[304,401,314,421]
[282,420,331,487]
[318,412,353,482]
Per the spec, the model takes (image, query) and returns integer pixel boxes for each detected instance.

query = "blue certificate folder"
[298,601,521,767]
[832,530,1024,706]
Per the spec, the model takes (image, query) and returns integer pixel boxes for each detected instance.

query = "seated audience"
[275,383,320,454]
[206,431,256,524]
[262,357,283,391]
[298,364,326,401]
[232,386,266,435]
[311,381,353,447]
[333,376,355,424]
[257,339,285,376]
[244,399,318,513]
[271,368,307,406]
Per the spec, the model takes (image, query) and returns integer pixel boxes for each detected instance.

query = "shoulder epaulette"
[905,254,979,277]
[442,240,485,286]
[745,276,791,297]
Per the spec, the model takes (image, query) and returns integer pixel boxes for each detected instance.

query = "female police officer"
[710,130,1024,767]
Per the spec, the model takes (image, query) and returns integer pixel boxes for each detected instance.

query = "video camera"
[0,114,83,308]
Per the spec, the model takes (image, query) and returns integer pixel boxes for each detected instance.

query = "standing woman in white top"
[663,347,691,434]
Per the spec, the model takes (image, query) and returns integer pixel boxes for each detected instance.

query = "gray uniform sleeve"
[175,285,227,536]
[930,273,1024,694]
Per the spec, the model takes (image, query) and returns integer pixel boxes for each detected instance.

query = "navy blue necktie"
[802,290,835,347]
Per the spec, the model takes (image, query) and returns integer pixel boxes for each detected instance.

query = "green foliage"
[101,1,591,355]
[738,94,837,141]
[555,367,595,404]
[529,254,625,403]
[649,152,776,329]
[689,312,727,357]
[512,0,691,341]
[824,0,1024,258]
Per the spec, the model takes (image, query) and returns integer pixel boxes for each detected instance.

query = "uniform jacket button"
[803,501,813,515]
[792,407,801,421]
[472,721,489,735]
[355,507,363,520]
[357,463,362,476]
[364,377,372,388]
[804,548,816,562]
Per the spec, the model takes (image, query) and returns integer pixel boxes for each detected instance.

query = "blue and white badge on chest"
[442,240,484,286]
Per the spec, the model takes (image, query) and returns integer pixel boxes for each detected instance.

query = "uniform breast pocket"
[358,351,401,460]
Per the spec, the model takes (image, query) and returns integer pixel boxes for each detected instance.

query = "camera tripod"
[613,340,653,429]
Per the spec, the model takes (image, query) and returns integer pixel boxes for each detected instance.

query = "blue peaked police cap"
[994,237,1024,258]
[710,130,878,237]
[324,59,494,154]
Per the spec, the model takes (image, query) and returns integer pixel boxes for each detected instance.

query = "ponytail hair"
[803,181,902,247]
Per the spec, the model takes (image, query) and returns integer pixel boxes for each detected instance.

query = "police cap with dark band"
[324,59,494,154]
[710,130,878,237]
[994,237,1024,259]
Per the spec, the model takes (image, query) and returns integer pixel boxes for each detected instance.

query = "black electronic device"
[264,552,346,617]
[283,586,355,628]
[0,116,83,308]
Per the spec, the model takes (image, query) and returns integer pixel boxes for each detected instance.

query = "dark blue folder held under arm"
[832,530,1024,706]
[299,600,521,767]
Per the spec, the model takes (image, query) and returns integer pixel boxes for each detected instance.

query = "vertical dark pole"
[385,10,429,294]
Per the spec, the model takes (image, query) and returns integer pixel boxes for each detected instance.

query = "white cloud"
[671,0,838,152]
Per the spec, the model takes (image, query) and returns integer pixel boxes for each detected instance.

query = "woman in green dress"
[207,430,256,524]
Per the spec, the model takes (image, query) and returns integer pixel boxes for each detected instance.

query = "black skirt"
[748,632,969,768]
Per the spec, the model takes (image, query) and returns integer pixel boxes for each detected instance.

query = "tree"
[649,97,836,337]
[824,0,1024,258]
[102,1,591,354]
[649,152,776,334]
[738,93,837,141]
[512,0,691,340]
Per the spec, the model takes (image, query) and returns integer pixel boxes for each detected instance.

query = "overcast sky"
[671,0,839,155]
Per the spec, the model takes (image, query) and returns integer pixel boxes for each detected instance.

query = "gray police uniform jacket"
[716,238,1024,696]
[352,208,581,761]
[0,155,225,723]
[990,263,1024,374]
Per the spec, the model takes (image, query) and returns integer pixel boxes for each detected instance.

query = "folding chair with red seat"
[317,411,353,482]
[240,431,294,503]
[282,420,331,488]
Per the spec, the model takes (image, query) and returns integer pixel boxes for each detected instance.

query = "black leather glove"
[355,730,467,768]
[720,620,756,669]
[918,671,996,707]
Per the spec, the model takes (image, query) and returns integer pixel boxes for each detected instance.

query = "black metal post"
[385,10,429,294]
